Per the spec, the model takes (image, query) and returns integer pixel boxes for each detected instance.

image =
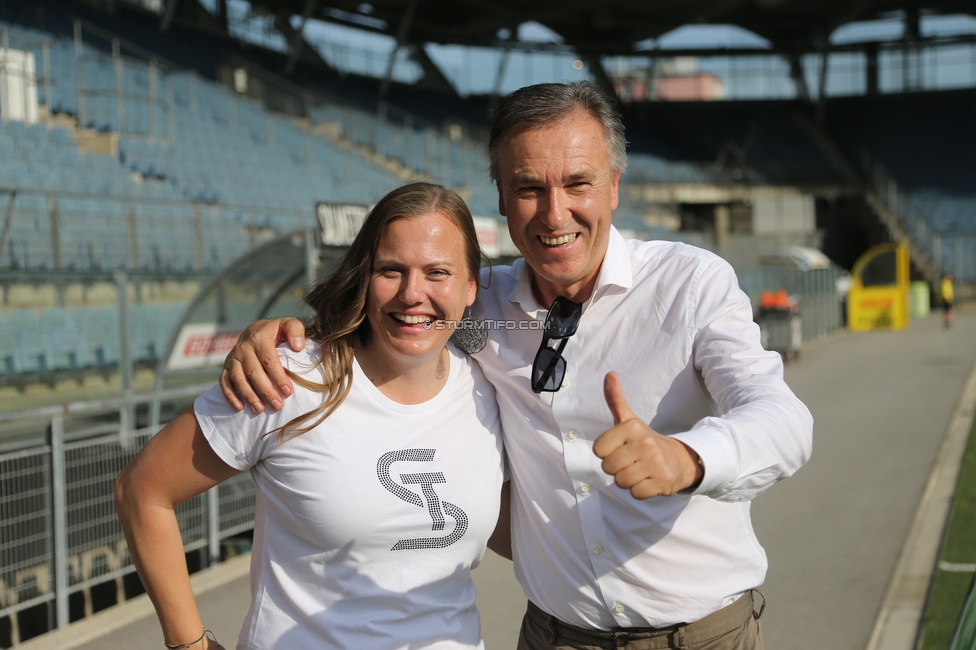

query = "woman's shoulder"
[446,342,497,401]
[446,341,481,377]
[277,339,326,383]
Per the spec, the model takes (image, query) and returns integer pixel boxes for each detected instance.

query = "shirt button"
[614,604,625,613]
[561,378,571,388]
[593,545,603,555]
[580,483,590,493]
[568,430,578,441]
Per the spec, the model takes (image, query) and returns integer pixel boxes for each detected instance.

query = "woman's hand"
[219,318,306,412]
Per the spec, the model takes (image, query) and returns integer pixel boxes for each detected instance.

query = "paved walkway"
[20,307,976,650]
[754,306,976,649]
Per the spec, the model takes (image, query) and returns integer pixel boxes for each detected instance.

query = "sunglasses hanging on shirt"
[531,296,583,393]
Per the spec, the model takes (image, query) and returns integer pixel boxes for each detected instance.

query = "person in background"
[940,273,955,328]
[115,182,507,650]
[220,83,813,650]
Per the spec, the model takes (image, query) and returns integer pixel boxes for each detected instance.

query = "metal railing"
[861,155,976,286]
[0,188,308,272]
[0,384,256,643]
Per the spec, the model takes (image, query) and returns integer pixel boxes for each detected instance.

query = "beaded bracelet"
[164,626,218,649]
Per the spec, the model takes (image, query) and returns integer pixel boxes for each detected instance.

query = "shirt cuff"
[670,427,737,496]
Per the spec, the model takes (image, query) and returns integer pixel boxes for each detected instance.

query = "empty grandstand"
[1,0,975,645]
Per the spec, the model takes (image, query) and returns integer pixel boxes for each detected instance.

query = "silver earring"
[451,306,488,354]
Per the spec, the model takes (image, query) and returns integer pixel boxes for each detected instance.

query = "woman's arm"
[115,405,240,649]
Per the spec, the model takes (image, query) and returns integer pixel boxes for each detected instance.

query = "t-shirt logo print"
[377,449,469,551]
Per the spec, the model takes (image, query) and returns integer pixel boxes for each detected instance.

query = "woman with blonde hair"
[116,182,506,650]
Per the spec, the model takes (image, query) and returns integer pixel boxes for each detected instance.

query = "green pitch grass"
[921,414,976,649]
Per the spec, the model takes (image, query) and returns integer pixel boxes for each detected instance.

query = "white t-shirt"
[194,341,505,650]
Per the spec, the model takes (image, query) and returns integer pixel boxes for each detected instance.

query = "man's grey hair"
[488,81,628,184]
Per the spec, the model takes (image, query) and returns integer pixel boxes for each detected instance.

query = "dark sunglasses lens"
[545,298,581,338]
[532,347,566,392]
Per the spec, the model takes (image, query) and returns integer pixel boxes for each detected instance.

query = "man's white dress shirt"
[473,226,813,630]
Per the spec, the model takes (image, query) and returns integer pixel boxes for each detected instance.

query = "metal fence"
[736,265,845,343]
[0,384,256,645]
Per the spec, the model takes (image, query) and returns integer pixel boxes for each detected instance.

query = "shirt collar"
[508,225,633,312]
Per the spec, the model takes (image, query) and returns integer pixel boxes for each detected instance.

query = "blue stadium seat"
[0,17,553,381]
[17,321,53,374]
[0,324,20,375]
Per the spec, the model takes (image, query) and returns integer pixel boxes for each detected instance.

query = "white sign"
[166,322,245,371]
[316,203,370,245]
[472,216,500,258]
[0,48,39,124]
[316,203,513,258]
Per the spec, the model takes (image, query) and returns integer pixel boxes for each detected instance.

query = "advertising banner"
[847,243,910,331]
[166,322,244,370]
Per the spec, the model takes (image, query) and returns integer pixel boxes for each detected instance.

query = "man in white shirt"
[220,82,813,650]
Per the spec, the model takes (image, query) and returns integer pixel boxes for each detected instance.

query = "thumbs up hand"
[592,372,705,500]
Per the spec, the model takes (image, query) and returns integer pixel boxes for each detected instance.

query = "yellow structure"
[848,243,910,331]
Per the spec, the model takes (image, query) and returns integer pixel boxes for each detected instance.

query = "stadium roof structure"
[246,0,975,54]
[223,0,976,94]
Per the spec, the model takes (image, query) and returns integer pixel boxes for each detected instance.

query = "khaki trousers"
[516,591,765,650]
